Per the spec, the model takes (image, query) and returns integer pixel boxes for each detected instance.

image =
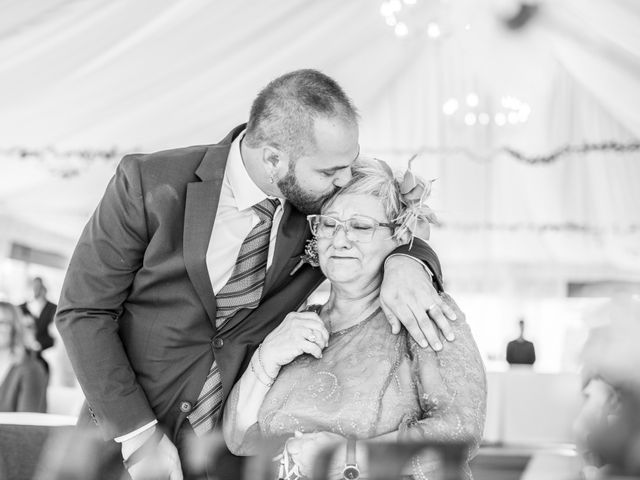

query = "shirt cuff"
[385,253,433,280]
[114,420,158,443]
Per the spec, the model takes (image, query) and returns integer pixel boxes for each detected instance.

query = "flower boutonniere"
[290,237,319,276]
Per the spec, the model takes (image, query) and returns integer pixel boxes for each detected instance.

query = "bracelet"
[258,344,279,381]
[258,344,278,381]
[122,428,164,471]
[250,356,273,387]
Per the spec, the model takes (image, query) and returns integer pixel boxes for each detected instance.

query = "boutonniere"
[290,237,319,276]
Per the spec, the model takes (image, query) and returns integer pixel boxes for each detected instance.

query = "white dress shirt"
[206,131,284,293]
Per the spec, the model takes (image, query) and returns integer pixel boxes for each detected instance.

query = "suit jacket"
[19,301,56,351]
[56,125,444,443]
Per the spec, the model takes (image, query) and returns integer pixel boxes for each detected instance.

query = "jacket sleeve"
[55,155,156,440]
[390,238,444,291]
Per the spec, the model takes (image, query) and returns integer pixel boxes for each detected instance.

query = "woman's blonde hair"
[322,157,404,225]
[0,301,27,358]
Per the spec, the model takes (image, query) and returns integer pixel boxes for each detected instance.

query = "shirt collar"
[226,131,280,211]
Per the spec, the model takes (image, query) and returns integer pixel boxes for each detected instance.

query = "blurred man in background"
[19,277,56,375]
[506,318,536,366]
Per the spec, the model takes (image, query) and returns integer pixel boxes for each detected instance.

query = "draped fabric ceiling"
[1,0,639,288]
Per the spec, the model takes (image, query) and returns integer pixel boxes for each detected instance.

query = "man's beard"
[277,168,338,215]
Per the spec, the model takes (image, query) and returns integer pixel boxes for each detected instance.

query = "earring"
[269,175,274,184]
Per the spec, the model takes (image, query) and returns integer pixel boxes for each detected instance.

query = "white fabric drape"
[0,0,638,282]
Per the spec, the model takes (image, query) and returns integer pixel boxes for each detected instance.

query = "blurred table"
[484,369,582,445]
[0,413,75,480]
[521,450,582,480]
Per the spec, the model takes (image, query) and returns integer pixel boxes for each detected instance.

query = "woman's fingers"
[300,340,324,359]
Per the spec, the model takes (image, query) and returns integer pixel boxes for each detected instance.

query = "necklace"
[321,301,381,335]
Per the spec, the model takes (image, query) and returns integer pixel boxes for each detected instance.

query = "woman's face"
[317,193,398,286]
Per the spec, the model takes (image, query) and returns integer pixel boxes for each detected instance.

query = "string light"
[373,142,640,165]
[2,142,637,179]
[379,0,441,38]
[443,93,530,127]
[436,222,640,234]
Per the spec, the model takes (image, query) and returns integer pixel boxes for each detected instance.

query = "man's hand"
[122,428,183,480]
[380,255,457,350]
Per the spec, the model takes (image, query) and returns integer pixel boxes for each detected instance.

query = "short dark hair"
[244,69,358,160]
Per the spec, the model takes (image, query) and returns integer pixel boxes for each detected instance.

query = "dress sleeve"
[398,293,487,476]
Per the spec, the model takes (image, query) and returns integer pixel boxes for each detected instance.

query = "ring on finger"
[307,328,317,343]
[426,303,438,312]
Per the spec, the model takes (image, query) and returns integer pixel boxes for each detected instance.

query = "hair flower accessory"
[290,237,319,276]
[394,154,439,247]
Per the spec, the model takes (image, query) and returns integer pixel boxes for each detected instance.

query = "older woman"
[0,301,48,412]
[223,159,486,479]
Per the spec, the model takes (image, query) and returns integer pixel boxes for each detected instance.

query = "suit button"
[179,401,192,413]
[212,337,224,348]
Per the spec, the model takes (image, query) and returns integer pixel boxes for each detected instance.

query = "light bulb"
[395,22,409,36]
[442,98,459,115]
[426,22,442,38]
[466,92,479,107]
[464,113,477,126]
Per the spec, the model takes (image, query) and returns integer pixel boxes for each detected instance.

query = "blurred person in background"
[574,297,640,478]
[0,301,48,412]
[506,318,536,366]
[19,276,57,375]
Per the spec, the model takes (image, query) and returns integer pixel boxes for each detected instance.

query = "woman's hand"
[286,431,346,478]
[260,311,329,376]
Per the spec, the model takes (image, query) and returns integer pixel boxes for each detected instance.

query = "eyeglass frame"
[306,214,397,243]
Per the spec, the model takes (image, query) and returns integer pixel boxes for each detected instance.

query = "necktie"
[188,197,279,435]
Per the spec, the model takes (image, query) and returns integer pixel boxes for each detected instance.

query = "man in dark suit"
[19,276,56,375]
[506,318,536,365]
[55,69,456,480]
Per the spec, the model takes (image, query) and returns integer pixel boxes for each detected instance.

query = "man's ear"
[262,146,289,180]
[262,146,280,168]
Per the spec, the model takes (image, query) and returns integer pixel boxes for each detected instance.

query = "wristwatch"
[342,436,360,480]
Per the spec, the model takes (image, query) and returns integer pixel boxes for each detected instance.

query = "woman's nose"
[331,224,352,247]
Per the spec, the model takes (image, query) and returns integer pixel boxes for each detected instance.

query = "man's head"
[243,69,359,214]
[31,277,46,299]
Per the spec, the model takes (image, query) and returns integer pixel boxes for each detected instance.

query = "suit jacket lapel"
[263,201,310,294]
[184,126,245,329]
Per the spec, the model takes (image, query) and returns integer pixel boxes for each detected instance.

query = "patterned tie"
[188,197,279,435]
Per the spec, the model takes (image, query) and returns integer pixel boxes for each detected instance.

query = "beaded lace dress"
[248,302,487,479]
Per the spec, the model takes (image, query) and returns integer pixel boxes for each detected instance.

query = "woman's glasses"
[307,214,396,243]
